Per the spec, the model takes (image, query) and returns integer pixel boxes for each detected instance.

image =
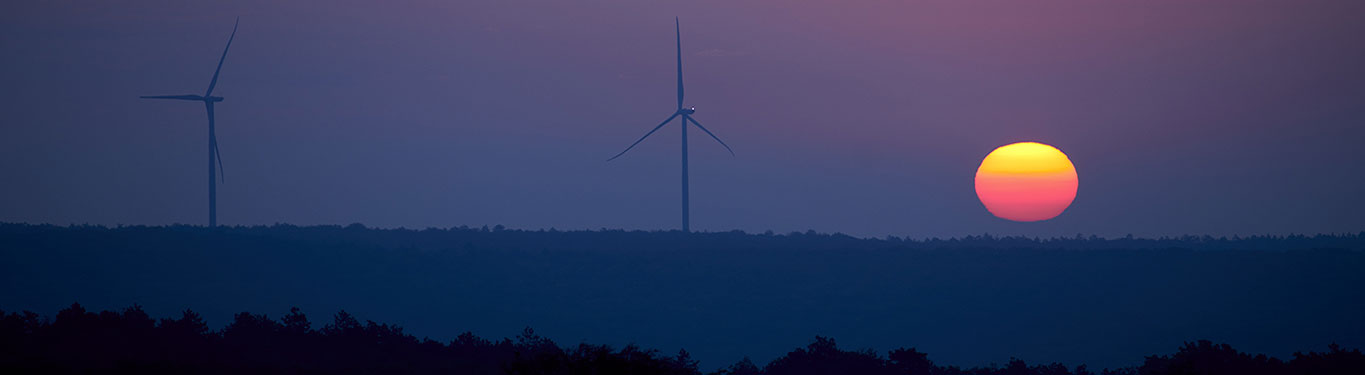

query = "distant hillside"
[1,223,1363,370]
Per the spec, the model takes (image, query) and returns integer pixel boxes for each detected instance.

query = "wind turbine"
[141,17,238,227]
[608,17,734,233]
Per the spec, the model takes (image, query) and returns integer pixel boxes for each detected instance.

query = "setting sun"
[974,142,1078,222]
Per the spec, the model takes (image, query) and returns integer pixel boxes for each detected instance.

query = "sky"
[2,0,1364,238]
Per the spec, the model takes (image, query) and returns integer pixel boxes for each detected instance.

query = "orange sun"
[974,142,1078,222]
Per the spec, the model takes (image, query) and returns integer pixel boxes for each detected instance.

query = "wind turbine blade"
[675,17,684,110]
[141,95,205,101]
[204,17,239,97]
[213,137,225,183]
[685,116,734,156]
[608,113,679,161]
[206,101,224,184]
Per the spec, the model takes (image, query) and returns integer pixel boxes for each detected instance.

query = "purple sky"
[2,0,1363,238]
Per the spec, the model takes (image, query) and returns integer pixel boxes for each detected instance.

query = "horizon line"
[2,221,1362,243]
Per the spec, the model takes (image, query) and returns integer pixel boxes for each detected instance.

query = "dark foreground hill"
[3,303,1364,374]
[1,224,1363,370]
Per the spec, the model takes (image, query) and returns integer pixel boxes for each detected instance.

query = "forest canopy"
[3,303,1363,374]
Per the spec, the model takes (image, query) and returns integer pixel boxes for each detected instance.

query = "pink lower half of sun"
[975,172,1078,222]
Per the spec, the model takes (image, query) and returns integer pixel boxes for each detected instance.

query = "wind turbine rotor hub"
[680,107,696,115]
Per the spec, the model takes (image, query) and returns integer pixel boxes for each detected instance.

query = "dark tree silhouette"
[762,336,891,375]
[888,347,934,375]
[1137,340,1289,375]
[2,304,1364,374]
[714,357,761,375]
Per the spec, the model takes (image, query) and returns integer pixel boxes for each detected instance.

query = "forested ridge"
[2,223,1363,372]
[3,303,1363,374]
[5,223,1362,252]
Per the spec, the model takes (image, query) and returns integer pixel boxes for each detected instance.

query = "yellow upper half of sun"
[977,142,1076,175]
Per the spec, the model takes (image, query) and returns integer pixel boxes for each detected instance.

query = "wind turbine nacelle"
[207,96,225,102]
[680,106,696,115]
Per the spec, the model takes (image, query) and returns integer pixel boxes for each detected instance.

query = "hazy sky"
[2,0,1363,238]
